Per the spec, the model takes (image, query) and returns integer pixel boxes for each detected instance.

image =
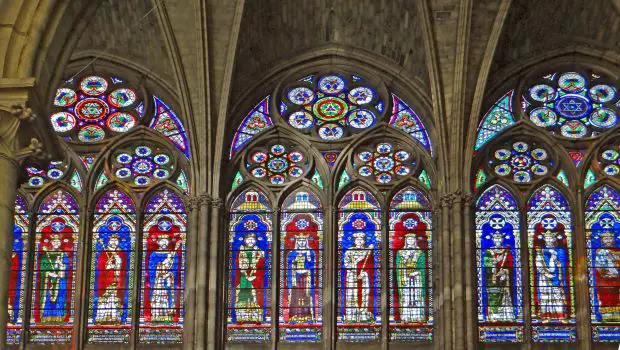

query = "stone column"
[206,198,223,350]
[193,194,211,349]
[440,194,453,350]
[461,193,475,350]
[184,195,206,350]
[451,192,464,348]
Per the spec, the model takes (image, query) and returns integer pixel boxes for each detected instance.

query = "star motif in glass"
[354,142,415,184]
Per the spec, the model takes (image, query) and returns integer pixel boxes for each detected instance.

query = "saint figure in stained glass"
[286,233,315,322]
[234,232,266,323]
[395,232,426,322]
[343,231,376,323]
[593,227,620,321]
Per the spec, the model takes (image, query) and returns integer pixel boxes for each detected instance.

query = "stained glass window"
[599,142,620,177]
[139,188,187,344]
[227,189,273,343]
[150,96,190,158]
[337,188,382,341]
[389,94,433,156]
[487,140,553,184]
[527,185,575,342]
[388,186,433,341]
[7,195,29,345]
[585,185,620,342]
[476,185,523,342]
[353,142,416,184]
[111,144,175,187]
[88,188,136,344]
[230,96,273,159]
[279,190,323,342]
[246,144,309,185]
[29,189,80,344]
[474,90,515,151]
[24,161,68,188]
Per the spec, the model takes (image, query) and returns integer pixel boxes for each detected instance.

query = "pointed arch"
[388,186,433,340]
[149,96,190,158]
[526,184,576,342]
[388,94,433,156]
[7,195,30,345]
[474,90,516,152]
[226,188,273,343]
[138,187,187,344]
[337,186,382,341]
[29,189,80,344]
[229,96,273,159]
[475,184,523,342]
[584,184,620,341]
[278,188,324,342]
[87,187,137,343]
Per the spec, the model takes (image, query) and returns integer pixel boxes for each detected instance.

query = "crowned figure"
[534,226,569,319]
[483,231,515,321]
[396,233,426,322]
[94,223,127,324]
[343,231,375,323]
[594,231,620,321]
[235,232,266,323]
[38,223,71,323]
[286,233,315,322]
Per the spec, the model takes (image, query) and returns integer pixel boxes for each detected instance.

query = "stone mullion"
[194,194,210,349]
[73,200,93,350]
[183,195,205,350]
[322,205,334,350]
[19,196,37,350]
[381,202,388,350]
[131,198,145,350]
[519,203,532,349]
[430,206,442,350]
[461,193,475,350]
[451,192,464,349]
[271,208,280,349]
[573,189,591,349]
[206,198,223,350]
[439,195,453,350]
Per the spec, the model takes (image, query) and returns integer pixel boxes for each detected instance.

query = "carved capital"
[187,196,204,211]
[440,193,456,207]
[10,104,36,122]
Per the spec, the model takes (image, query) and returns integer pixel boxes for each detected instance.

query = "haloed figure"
[286,234,315,323]
[344,232,374,323]
[535,230,568,319]
[235,233,265,323]
[396,233,426,322]
[595,231,620,321]
[484,231,515,321]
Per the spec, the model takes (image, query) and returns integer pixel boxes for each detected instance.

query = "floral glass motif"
[227,189,273,343]
[230,96,273,159]
[475,91,516,151]
[282,74,381,141]
[354,143,415,184]
[50,75,139,143]
[337,188,382,341]
[279,190,324,342]
[87,188,136,344]
[24,161,68,188]
[488,141,553,184]
[29,190,79,345]
[527,185,576,342]
[599,143,620,177]
[150,96,190,158]
[389,94,433,156]
[7,196,29,345]
[585,185,620,342]
[247,144,308,185]
[476,185,524,342]
[111,145,174,187]
[139,188,187,344]
[522,72,619,139]
[388,187,433,341]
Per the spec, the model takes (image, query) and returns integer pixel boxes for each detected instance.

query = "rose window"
[522,72,618,139]
[489,141,553,184]
[111,145,174,187]
[50,75,140,143]
[599,144,620,177]
[24,161,68,187]
[354,142,415,184]
[281,74,383,141]
[246,144,308,185]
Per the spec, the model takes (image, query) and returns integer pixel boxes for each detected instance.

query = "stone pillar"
[193,194,210,350]
[452,192,464,348]
[206,198,223,350]
[184,195,206,350]
[440,194,453,350]
[461,193,475,350]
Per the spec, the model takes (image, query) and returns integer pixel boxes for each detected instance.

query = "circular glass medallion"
[348,87,374,105]
[494,149,511,160]
[116,153,133,164]
[374,156,395,172]
[318,75,345,94]
[531,148,548,160]
[134,176,150,187]
[116,168,131,179]
[348,109,376,129]
[589,108,617,129]
[267,158,288,173]
[47,169,64,180]
[288,111,315,129]
[78,125,105,142]
[133,159,154,174]
[494,164,511,176]
[358,151,372,162]
[106,112,136,133]
[154,154,170,165]
[54,88,77,107]
[318,124,344,140]
[531,164,548,176]
[75,98,109,120]
[251,151,268,163]
[556,95,590,119]
[154,169,170,179]
[288,151,304,163]
[269,174,285,185]
[590,84,617,103]
[28,176,44,187]
[602,149,619,161]
[251,167,266,178]
[560,120,587,138]
[288,87,315,105]
[288,166,304,177]
[108,88,137,108]
[529,107,558,127]
[395,165,410,175]
[513,171,532,183]
[50,112,76,132]
[511,155,531,169]
[358,166,373,177]
[558,72,586,92]
[376,143,392,154]
[270,144,286,155]
[394,150,410,161]
[529,84,557,102]
[80,76,108,95]
[135,146,152,156]
[604,164,620,176]
[513,142,529,153]
[376,173,392,184]
[313,97,348,121]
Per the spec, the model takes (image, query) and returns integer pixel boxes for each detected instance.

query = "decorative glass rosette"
[246,144,310,185]
[281,73,385,141]
[24,161,68,188]
[353,142,416,184]
[50,74,141,143]
[488,140,554,184]
[599,143,620,177]
[522,72,619,139]
[110,144,175,187]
